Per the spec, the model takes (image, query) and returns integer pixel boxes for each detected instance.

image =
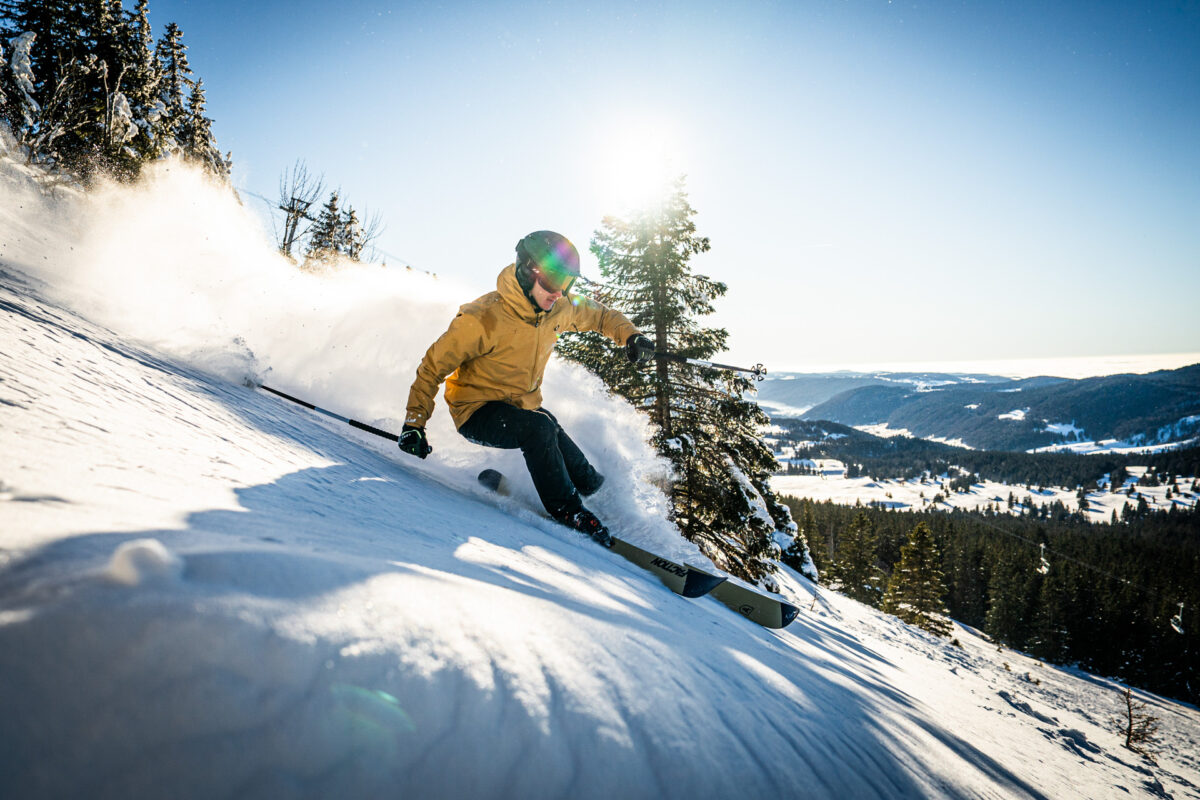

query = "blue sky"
[144,0,1199,371]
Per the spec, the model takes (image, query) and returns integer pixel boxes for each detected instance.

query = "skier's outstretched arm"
[567,295,639,349]
[401,312,487,456]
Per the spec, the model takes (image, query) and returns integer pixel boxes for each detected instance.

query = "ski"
[708,581,799,629]
[476,470,724,599]
[608,536,726,599]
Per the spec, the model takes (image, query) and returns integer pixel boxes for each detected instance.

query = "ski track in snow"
[3,162,1200,799]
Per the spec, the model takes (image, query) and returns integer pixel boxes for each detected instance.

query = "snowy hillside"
[771,460,1199,522]
[3,155,1200,798]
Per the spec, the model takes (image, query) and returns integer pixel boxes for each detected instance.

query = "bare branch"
[276,159,324,257]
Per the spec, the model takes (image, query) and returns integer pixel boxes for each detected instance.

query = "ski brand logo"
[650,557,687,578]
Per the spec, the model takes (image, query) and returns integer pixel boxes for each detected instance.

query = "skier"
[398,230,654,546]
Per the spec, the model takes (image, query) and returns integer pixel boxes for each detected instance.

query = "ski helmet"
[515,230,580,294]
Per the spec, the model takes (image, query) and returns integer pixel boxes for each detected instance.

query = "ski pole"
[652,351,767,381]
[259,384,400,442]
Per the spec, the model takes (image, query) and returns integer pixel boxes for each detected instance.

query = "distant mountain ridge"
[758,364,1200,451]
[755,370,1013,414]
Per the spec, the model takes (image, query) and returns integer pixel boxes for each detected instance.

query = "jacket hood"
[497,262,544,321]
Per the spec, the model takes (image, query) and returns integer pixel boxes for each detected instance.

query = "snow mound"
[103,538,182,586]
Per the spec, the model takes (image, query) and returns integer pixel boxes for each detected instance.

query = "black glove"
[626,333,654,364]
[398,424,432,459]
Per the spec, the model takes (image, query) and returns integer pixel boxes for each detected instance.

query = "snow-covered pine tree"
[0,32,24,133]
[784,498,821,576]
[557,176,811,587]
[0,0,128,175]
[124,0,167,163]
[88,0,138,175]
[178,78,227,177]
[881,521,953,636]
[154,20,191,153]
[0,0,213,179]
[0,1,96,169]
[0,1,82,110]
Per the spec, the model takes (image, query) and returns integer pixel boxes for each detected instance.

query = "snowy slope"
[3,156,1200,799]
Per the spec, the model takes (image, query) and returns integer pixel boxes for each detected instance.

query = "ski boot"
[553,507,614,548]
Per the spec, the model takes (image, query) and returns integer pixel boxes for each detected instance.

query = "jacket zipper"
[530,312,543,391]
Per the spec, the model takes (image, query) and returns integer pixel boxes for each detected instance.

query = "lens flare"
[592,120,680,212]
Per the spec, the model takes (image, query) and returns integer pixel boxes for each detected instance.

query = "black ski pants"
[458,401,602,517]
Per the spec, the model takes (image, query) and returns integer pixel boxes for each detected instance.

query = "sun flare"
[591,121,680,213]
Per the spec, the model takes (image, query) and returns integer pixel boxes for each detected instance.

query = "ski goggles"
[532,266,576,294]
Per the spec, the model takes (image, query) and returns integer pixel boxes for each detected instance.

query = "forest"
[780,495,1199,704]
[1,0,226,179]
[774,418,1200,490]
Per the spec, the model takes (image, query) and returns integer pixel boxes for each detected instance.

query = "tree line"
[774,418,1200,490]
[781,496,1199,703]
[0,0,226,180]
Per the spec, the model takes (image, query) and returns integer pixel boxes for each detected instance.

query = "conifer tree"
[0,31,39,135]
[339,205,365,260]
[89,0,134,168]
[304,191,343,267]
[881,521,952,636]
[178,78,227,177]
[557,177,811,586]
[1,1,96,169]
[154,20,191,151]
[984,551,1037,646]
[124,0,166,161]
[1,0,222,180]
[92,1,146,179]
[0,0,83,109]
[1026,569,1072,662]
[784,498,821,575]
[827,511,882,606]
[1113,686,1161,762]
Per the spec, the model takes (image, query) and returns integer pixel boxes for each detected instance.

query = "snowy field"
[771,460,1199,522]
[3,152,1200,798]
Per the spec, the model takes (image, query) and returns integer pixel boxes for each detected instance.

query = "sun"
[591,120,680,213]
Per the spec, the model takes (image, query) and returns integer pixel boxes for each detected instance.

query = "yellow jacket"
[405,263,639,430]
